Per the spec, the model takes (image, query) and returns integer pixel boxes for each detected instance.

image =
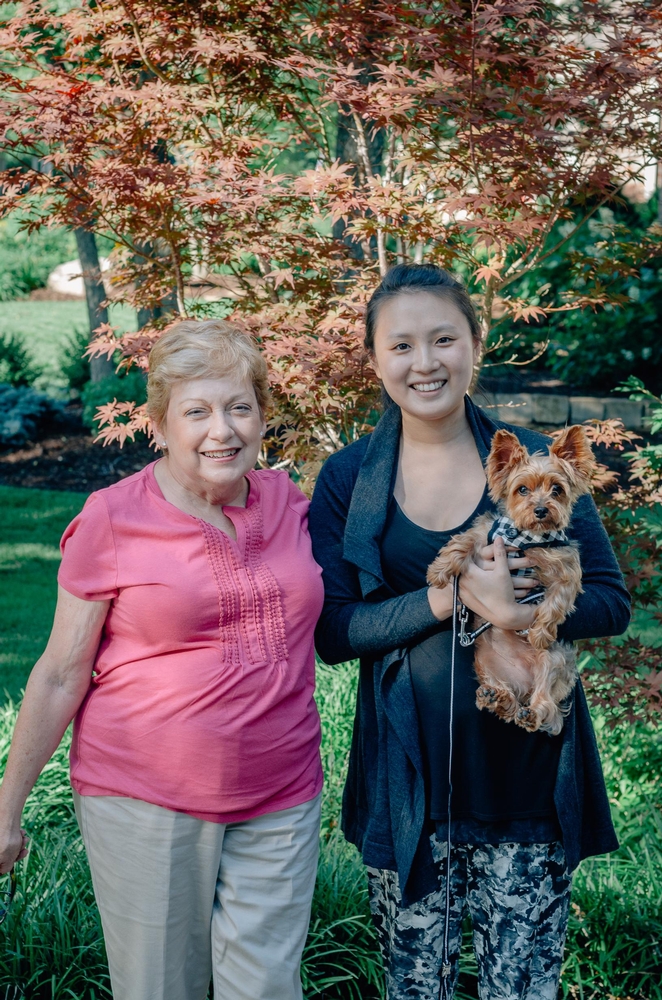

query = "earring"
[161,440,167,448]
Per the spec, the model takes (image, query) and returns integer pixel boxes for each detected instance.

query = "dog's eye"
[551,484,564,497]
[517,486,529,495]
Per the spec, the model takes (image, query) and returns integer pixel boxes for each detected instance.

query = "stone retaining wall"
[473,392,649,430]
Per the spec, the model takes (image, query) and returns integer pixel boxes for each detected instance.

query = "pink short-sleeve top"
[58,462,325,822]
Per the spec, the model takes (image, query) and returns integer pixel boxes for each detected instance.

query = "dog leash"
[437,580,543,998]
[438,575,459,1000]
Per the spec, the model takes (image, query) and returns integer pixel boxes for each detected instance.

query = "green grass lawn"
[0,300,137,395]
[0,486,86,701]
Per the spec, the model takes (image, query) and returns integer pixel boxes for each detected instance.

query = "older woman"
[0,320,324,1000]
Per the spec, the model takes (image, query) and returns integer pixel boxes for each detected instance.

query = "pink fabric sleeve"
[58,493,119,601]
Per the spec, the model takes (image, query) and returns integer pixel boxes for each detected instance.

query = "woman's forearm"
[0,661,90,827]
[0,588,108,853]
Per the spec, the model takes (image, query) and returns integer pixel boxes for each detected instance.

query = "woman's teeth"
[202,449,239,458]
[411,380,446,392]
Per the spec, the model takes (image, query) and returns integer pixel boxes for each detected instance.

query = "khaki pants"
[74,791,321,1000]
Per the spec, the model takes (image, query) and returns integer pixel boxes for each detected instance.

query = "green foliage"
[303,831,382,999]
[580,382,662,726]
[490,204,662,394]
[81,370,147,433]
[0,332,41,387]
[0,300,137,396]
[562,719,662,998]
[0,218,75,301]
[59,327,90,394]
[618,375,662,480]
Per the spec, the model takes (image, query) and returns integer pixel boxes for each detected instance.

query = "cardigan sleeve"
[556,493,630,642]
[309,453,440,665]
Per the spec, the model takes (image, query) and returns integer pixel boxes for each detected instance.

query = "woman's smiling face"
[155,375,265,501]
[371,290,480,423]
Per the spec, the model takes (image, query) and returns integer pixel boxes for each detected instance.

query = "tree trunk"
[332,114,364,261]
[74,227,114,382]
[134,241,178,329]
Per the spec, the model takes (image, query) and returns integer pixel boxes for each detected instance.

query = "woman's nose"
[411,348,439,373]
[207,412,234,440]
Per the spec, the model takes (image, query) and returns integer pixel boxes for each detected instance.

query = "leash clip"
[457,603,474,647]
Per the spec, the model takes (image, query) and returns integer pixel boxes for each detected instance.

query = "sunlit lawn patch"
[0,301,137,395]
[0,486,86,702]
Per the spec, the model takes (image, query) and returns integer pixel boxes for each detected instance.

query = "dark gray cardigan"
[309,398,630,905]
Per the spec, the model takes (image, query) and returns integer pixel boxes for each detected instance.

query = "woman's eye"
[517,486,529,495]
[551,484,564,497]
[393,342,410,351]
[185,408,206,417]
[232,404,251,413]
[436,336,451,345]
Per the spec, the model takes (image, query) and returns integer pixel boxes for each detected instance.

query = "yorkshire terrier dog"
[426,425,596,736]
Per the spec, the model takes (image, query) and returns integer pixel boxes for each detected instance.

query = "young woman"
[309,264,630,1000]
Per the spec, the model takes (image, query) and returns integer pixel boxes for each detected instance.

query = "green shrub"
[304,833,382,999]
[59,327,90,395]
[0,333,41,388]
[81,370,147,433]
[0,385,74,448]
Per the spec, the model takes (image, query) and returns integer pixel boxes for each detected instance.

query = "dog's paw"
[476,686,497,707]
[515,706,540,732]
[477,686,520,722]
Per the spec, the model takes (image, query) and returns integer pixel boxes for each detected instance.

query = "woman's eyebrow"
[386,323,458,338]
[180,394,252,406]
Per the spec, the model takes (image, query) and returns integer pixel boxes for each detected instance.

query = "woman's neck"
[395,397,486,531]
[399,397,475,451]
[153,459,248,534]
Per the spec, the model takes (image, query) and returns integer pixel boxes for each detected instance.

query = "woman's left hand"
[458,536,537,631]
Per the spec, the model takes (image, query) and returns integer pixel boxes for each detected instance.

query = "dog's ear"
[550,425,596,486]
[487,429,527,499]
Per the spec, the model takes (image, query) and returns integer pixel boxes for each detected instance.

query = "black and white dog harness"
[487,514,570,553]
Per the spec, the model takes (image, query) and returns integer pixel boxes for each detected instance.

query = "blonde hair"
[147,319,270,427]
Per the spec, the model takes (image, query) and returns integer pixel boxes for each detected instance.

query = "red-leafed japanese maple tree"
[0,0,660,473]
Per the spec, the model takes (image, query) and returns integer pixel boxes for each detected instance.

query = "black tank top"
[380,491,562,838]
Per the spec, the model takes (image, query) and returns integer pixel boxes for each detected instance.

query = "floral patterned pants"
[367,838,571,1000]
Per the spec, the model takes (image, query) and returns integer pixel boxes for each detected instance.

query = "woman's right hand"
[0,823,28,875]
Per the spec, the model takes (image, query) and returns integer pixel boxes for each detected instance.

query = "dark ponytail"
[364,263,482,352]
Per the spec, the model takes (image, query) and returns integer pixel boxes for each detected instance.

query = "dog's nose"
[534,506,548,519]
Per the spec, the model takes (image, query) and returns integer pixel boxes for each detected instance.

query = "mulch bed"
[0,430,156,493]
